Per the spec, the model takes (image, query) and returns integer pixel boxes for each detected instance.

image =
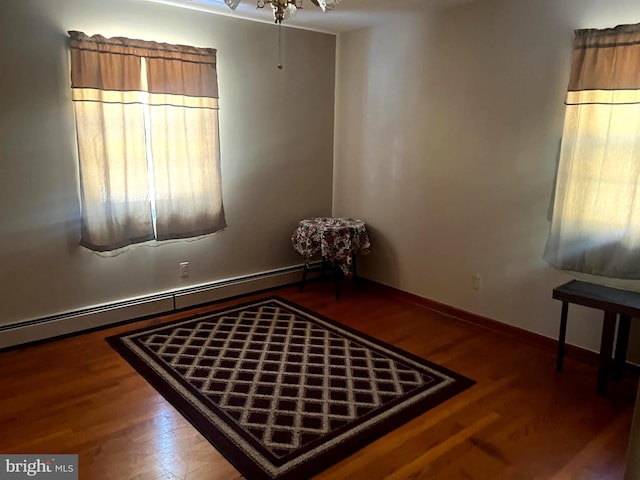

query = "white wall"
[0,0,335,326]
[334,0,640,354]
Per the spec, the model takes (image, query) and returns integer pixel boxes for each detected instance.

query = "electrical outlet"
[179,262,189,278]
[471,274,481,290]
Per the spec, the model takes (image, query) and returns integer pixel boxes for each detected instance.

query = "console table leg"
[597,311,617,396]
[556,302,569,373]
[613,314,631,381]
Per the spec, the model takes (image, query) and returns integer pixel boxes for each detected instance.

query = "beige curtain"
[544,24,640,278]
[69,31,226,250]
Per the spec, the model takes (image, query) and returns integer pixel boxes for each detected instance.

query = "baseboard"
[363,280,606,368]
[6,272,636,374]
[174,268,302,309]
[0,264,313,351]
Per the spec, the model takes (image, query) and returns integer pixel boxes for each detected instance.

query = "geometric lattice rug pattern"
[107,297,475,480]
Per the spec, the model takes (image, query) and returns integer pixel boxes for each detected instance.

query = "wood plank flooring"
[0,280,637,479]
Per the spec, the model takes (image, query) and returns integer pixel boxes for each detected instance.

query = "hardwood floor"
[0,280,636,479]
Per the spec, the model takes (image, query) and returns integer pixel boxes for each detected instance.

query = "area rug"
[107,297,474,480]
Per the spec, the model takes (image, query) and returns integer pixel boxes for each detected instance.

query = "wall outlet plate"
[179,262,189,278]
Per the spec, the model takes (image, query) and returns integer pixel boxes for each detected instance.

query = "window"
[69,31,226,251]
[544,24,640,278]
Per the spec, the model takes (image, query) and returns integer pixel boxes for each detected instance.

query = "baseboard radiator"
[0,264,312,350]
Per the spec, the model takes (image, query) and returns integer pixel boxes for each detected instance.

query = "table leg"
[556,301,569,373]
[613,314,631,381]
[299,264,308,292]
[597,310,617,396]
[352,254,358,288]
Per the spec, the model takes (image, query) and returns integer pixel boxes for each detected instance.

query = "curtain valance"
[569,24,640,94]
[68,30,219,98]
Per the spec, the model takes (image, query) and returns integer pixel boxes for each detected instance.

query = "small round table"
[291,217,371,298]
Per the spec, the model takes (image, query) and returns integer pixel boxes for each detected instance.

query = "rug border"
[106,296,475,480]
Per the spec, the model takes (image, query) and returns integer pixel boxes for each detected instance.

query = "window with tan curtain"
[69,31,226,252]
[544,24,640,278]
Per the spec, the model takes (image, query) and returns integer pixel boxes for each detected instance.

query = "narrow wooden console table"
[553,280,639,395]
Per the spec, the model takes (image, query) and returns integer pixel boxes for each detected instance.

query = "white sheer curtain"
[69,31,226,251]
[544,24,640,278]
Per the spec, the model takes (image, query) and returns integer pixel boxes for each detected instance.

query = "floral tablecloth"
[291,217,371,277]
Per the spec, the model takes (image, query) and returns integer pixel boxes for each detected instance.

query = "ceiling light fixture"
[223,0,342,24]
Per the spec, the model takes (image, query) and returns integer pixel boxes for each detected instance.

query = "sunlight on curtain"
[544,24,640,278]
[69,31,226,251]
[145,54,224,240]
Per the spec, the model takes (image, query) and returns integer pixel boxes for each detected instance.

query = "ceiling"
[144,0,474,34]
